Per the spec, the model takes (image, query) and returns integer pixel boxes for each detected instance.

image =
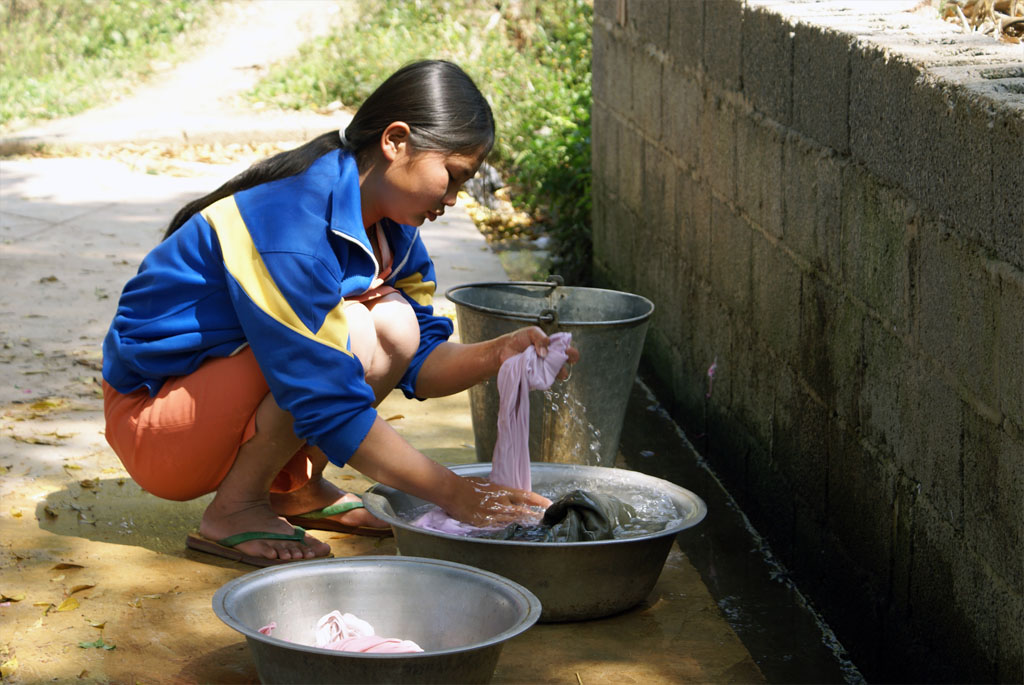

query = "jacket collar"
[329,150,372,251]
[328,150,419,269]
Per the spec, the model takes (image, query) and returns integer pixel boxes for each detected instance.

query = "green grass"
[0,0,214,128]
[249,0,594,283]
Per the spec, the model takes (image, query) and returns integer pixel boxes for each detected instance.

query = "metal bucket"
[446,279,654,468]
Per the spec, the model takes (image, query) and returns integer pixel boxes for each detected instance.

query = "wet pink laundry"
[257,611,422,654]
[314,610,422,653]
[490,331,572,492]
[411,332,572,535]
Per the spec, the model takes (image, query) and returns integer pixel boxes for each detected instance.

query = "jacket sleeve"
[204,197,377,466]
[390,229,455,400]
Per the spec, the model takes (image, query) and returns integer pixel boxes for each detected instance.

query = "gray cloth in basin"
[486,490,638,542]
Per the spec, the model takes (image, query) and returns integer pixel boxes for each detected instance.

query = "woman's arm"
[414,326,577,398]
[346,416,550,525]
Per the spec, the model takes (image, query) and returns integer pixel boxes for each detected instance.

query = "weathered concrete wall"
[592,0,1023,681]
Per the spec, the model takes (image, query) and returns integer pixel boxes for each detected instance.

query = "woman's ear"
[380,122,412,162]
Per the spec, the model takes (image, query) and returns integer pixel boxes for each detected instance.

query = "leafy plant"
[0,0,214,128]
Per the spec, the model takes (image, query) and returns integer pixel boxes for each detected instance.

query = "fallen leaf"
[86,619,106,629]
[141,593,162,600]
[10,507,22,518]
[1,656,18,678]
[33,601,52,608]
[0,592,25,602]
[28,398,68,413]
[56,597,80,612]
[43,505,59,518]
[53,562,84,570]
[10,434,58,445]
[50,575,66,582]
[63,464,83,471]
[128,597,142,608]
[70,584,95,595]
[78,637,114,650]
[73,358,103,371]
[384,414,405,421]
[78,479,97,489]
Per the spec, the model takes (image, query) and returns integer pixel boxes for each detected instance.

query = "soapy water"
[401,476,686,541]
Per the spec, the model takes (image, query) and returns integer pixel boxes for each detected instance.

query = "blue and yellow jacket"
[102,150,454,465]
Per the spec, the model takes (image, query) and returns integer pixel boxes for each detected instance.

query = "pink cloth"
[411,332,572,535]
[490,332,572,492]
[257,611,423,654]
[315,610,423,653]
[411,506,494,536]
[322,635,424,653]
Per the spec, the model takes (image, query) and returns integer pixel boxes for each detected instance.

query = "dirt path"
[4,0,353,150]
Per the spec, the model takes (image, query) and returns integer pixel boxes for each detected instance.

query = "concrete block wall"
[592,1,1023,682]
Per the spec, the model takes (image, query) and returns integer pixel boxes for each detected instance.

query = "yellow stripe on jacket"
[394,272,436,307]
[202,196,352,356]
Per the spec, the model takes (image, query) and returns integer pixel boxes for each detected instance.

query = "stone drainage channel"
[618,378,863,684]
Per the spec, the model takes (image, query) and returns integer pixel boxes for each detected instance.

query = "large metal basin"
[363,463,707,622]
[212,556,541,684]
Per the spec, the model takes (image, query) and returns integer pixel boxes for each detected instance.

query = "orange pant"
[103,347,313,501]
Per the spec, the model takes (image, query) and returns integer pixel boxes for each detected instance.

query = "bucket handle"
[537,307,558,325]
[504,276,560,325]
[494,275,563,289]
[445,276,566,327]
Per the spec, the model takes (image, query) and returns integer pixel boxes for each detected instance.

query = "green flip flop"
[185,525,331,567]
[283,499,393,538]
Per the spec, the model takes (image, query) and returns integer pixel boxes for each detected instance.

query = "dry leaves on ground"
[940,0,1024,42]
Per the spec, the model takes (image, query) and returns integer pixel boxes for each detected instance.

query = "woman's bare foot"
[199,496,331,562]
[270,476,389,530]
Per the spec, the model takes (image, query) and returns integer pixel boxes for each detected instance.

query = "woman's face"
[381,144,484,227]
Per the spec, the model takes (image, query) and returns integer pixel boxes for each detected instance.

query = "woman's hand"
[443,476,552,527]
[415,325,581,397]
[496,326,580,381]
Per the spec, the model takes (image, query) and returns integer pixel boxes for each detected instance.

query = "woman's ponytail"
[163,130,343,239]
[163,59,493,240]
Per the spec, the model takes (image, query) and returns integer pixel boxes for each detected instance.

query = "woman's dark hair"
[164,59,494,238]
